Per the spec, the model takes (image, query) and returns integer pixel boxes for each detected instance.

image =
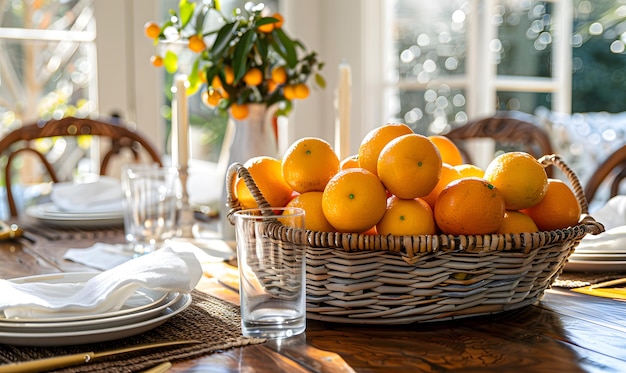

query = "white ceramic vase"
[216,103,279,240]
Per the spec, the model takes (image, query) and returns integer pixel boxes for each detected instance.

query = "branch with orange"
[144,0,325,120]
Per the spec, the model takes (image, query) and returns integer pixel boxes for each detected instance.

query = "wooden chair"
[445,111,554,177]
[445,111,554,164]
[0,116,163,217]
[584,144,626,203]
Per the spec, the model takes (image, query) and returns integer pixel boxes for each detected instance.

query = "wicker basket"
[226,154,604,324]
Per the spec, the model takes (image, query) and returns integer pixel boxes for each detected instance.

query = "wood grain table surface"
[1,222,625,373]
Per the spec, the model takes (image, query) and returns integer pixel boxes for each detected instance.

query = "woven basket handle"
[225,162,273,225]
[539,154,604,235]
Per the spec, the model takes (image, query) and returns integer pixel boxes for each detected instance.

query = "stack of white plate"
[0,273,191,346]
[565,226,626,272]
[25,203,124,228]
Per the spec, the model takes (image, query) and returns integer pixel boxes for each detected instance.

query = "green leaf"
[272,28,298,67]
[164,50,179,74]
[186,58,202,95]
[211,21,238,58]
[256,16,278,27]
[233,29,256,82]
[178,0,196,29]
[315,73,326,89]
[194,4,210,35]
[254,35,269,61]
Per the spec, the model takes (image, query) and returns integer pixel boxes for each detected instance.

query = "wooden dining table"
[1,220,626,373]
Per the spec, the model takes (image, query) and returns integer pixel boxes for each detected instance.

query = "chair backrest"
[445,111,554,176]
[0,116,163,217]
[584,144,626,203]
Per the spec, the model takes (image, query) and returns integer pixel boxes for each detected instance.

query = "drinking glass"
[234,207,306,339]
[123,166,179,256]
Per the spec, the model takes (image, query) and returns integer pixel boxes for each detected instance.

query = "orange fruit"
[428,135,463,166]
[285,191,335,232]
[224,66,235,85]
[267,80,279,93]
[282,137,340,193]
[339,154,359,170]
[357,123,414,177]
[496,210,539,234]
[521,179,581,231]
[434,177,505,235]
[243,67,263,86]
[235,156,294,209]
[294,83,310,99]
[322,168,387,233]
[483,151,548,210]
[362,225,378,235]
[150,55,163,68]
[283,84,297,100]
[377,134,442,199]
[211,75,223,89]
[202,90,222,107]
[422,163,463,208]
[257,19,275,33]
[230,103,249,120]
[144,22,160,39]
[454,163,484,178]
[376,196,436,236]
[188,34,206,53]
[272,13,284,28]
[271,66,287,84]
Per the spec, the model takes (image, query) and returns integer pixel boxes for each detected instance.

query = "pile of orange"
[234,125,581,236]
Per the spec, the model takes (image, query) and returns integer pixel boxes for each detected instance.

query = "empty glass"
[123,166,179,256]
[234,207,307,339]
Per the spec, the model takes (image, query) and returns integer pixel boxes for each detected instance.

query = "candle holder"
[170,68,193,238]
[177,165,195,238]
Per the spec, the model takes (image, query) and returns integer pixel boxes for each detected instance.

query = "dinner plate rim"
[564,260,626,272]
[0,293,192,346]
[24,204,124,227]
[0,292,181,332]
[2,272,168,323]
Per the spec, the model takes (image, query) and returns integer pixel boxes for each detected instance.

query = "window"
[386,0,572,135]
[0,0,97,129]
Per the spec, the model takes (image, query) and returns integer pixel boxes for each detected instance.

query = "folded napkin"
[51,176,123,213]
[590,195,626,231]
[0,247,202,319]
[575,225,626,253]
[63,243,134,271]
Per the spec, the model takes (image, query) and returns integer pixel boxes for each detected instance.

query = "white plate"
[564,260,626,272]
[0,293,192,346]
[0,293,181,333]
[569,253,626,262]
[25,203,124,228]
[2,273,167,323]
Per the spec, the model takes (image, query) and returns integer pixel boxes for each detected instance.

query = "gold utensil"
[0,221,23,241]
[572,277,626,300]
[0,340,201,373]
[140,361,172,373]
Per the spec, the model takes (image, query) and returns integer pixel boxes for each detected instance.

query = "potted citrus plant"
[144,0,325,120]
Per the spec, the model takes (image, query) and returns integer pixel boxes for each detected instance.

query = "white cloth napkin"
[63,243,134,271]
[0,247,202,319]
[573,195,626,254]
[591,195,626,231]
[50,176,124,213]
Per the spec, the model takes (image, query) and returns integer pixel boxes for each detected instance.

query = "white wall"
[94,0,164,151]
[283,0,382,157]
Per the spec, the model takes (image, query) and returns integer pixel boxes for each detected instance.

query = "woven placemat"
[553,271,626,288]
[0,290,266,372]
